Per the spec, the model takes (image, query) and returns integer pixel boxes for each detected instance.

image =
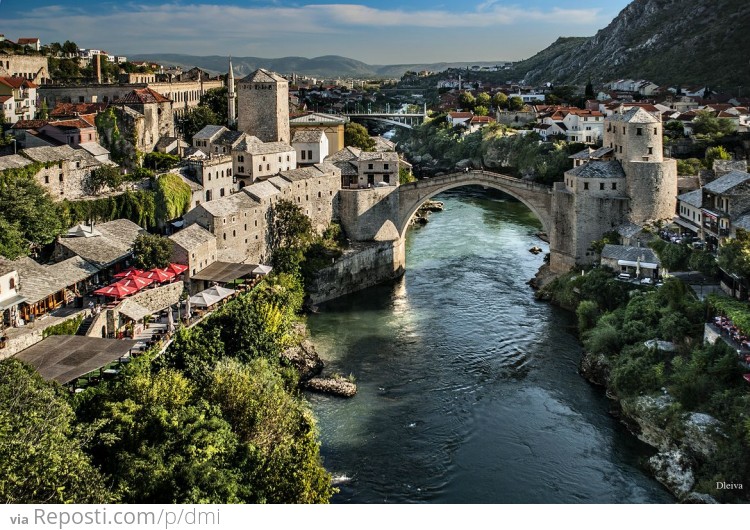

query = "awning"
[116,299,152,322]
[673,217,700,232]
[15,335,138,384]
[192,261,258,283]
[0,294,27,311]
[617,259,658,269]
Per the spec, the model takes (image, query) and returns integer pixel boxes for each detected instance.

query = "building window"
[266,164,270,170]
[301,150,306,160]
[220,188,225,197]
[307,150,312,160]
[278,156,282,163]
[44,176,49,184]
[59,174,64,182]
[636,128,642,136]
[384,164,389,170]
[223,233,226,240]
[368,163,373,169]
[654,128,658,135]
[612,182,617,190]
[583,182,589,190]
[599,182,604,190]
[648,147,653,155]
[384,174,390,183]
[258,165,262,171]
[286,155,290,161]
[208,173,212,181]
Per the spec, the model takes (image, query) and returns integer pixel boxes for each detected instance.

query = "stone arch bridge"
[340,169,553,246]
[397,170,552,235]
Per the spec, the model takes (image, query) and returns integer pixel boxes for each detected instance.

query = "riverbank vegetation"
[395,115,581,184]
[0,266,335,503]
[539,269,750,502]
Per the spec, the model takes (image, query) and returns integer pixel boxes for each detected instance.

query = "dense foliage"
[154,172,192,221]
[0,164,65,258]
[132,233,172,269]
[396,116,577,184]
[61,190,157,229]
[0,361,114,503]
[541,269,750,502]
[344,122,375,151]
[42,314,84,338]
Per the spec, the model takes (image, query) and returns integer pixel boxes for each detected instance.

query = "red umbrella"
[93,282,137,299]
[113,267,144,279]
[139,267,175,283]
[167,263,188,276]
[116,276,154,291]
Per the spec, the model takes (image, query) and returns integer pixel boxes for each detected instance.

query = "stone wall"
[306,239,406,305]
[0,54,50,83]
[1,311,83,359]
[237,80,290,143]
[339,187,400,241]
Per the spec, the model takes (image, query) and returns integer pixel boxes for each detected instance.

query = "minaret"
[227,56,236,128]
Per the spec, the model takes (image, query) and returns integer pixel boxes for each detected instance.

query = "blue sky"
[0,0,631,63]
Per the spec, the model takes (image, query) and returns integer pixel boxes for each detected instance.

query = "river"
[306,187,673,503]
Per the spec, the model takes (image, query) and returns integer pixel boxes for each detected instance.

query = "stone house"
[0,53,50,84]
[700,170,750,247]
[184,154,235,203]
[53,219,145,272]
[168,223,218,280]
[328,147,399,189]
[675,188,703,240]
[233,137,295,185]
[115,87,174,152]
[289,112,346,158]
[291,128,328,165]
[0,76,37,123]
[3,145,102,200]
[38,116,98,148]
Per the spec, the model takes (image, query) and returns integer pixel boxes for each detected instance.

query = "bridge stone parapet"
[396,171,553,236]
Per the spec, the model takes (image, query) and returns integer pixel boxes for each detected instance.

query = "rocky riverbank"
[282,326,358,398]
[578,349,722,503]
[410,200,444,227]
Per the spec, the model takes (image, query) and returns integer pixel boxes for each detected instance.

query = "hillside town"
[0,20,749,506]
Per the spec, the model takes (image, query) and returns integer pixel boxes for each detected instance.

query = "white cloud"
[5,2,610,60]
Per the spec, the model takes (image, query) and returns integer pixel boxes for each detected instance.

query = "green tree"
[132,233,171,269]
[692,110,736,138]
[458,91,475,110]
[689,249,718,276]
[344,122,375,151]
[199,87,229,125]
[492,92,508,110]
[89,164,123,194]
[704,145,731,170]
[80,366,242,503]
[585,79,595,98]
[474,105,489,117]
[665,120,685,137]
[269,199,313,254]
[399,166,416,184]
[589,230,620,255]
[205,358,335,503]
[508,96,524,111]
[0,360,114,503]
[183,105,220,141]
[0,173,64,252]
[718,228,750,278]
[676,157,701,175]
[475,92,491,108]
[0,219,27,259]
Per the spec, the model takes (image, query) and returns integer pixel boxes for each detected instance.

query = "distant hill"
[127,53,507,79]
[513,0,750,89]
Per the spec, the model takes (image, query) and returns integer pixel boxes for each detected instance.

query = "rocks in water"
[420,200,444,212]
[579,351,611,387]
[535,231,550,243]
[529,246,543,255]
[305,375,357,397]
[281,339,324,382]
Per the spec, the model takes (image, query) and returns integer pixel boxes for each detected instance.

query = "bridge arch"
[396,170,552,239]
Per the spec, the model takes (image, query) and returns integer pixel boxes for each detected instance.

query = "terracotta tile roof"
[0,76,37,89]
[11,119,48,129]
[50,102,108,118]
[0,95,11,103]
[448,112,473,119]
[470,115,495,124]
[120,87,171,104]
[16,38,40,45]
[48,118,96,130]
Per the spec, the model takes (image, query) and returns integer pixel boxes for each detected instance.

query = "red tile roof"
[16,38,40,45]
[50,102,108,118]
[0,76,37,89]
[448,112,473,119]
[11,119,49,129]
[120,87,171,104]
[47,118,96,130]
[470,115,495,124]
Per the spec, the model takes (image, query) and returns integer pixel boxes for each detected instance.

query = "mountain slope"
[515,0,750,89]
[127,53,506,79]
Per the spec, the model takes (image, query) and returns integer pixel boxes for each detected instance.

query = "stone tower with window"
[549,106,677,271]
[236,68,289,144]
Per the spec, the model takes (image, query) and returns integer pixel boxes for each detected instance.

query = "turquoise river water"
[306,187,673,503]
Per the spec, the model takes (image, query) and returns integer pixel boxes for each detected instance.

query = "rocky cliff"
[516,0,750,89]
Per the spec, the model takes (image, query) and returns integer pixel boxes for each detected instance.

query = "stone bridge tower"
[549,106,677,272]
[237,68,290,144]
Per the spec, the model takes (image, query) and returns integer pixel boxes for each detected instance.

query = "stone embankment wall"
[306,240,405,305]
